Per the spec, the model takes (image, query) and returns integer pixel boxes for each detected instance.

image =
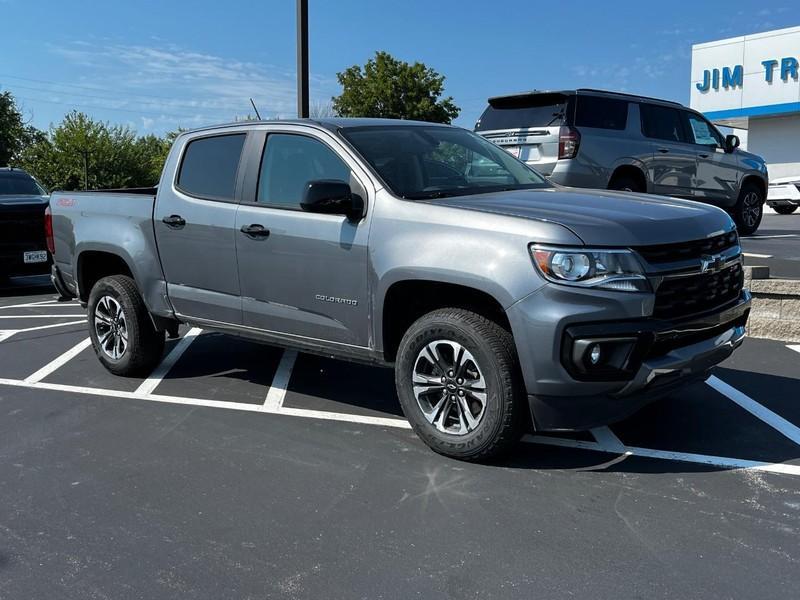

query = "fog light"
[589,344,601,365]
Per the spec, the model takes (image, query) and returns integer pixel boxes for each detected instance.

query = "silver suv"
[475,89,769,235]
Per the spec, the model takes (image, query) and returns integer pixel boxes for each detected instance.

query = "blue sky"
[0,0,795,135]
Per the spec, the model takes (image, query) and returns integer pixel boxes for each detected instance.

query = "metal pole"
[296,0,309,118]
[82,150,89,190]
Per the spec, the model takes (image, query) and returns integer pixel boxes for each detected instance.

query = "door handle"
[162,214,186,229]
[240,224,270,239]
[657,148,670,154]
[698,153,710,158]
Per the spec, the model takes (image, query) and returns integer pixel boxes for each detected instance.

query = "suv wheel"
[87,275,165,377]
[773,204,798,215]
[608,174,644,193]
[731,183,764,235]
[395,308,524,461]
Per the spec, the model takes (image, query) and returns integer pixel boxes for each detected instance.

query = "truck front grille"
[636,230,738,265]
[654,262,744,319]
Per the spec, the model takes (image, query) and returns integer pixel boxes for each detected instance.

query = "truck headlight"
[531,245,650,292]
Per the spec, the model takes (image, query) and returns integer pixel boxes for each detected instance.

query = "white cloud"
[48,40,336,133]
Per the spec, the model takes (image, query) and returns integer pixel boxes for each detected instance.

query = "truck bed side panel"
[50,192,173,318]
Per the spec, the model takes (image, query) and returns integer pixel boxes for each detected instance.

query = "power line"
[9,94,211,122]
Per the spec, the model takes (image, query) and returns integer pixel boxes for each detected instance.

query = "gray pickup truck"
[49,118,751,460]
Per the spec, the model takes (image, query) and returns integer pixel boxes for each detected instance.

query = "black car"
[0,167,51,281]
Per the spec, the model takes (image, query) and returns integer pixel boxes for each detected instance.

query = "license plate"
[23,251,48,264]
[503,145,521,158]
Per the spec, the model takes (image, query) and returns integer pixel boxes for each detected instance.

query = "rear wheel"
[731,183,764,235]
[87,275,165,377]
[608,174,645,193]
[395,308,524,461]
[773,204,798,215]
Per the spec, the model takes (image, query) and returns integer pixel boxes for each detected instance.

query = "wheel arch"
[607,162,649,192]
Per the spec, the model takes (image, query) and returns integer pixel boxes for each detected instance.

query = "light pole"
[297,0,309,118]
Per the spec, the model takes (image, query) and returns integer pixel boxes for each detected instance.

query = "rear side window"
[640,104,687,143]
[575,96,628,130]
[257,134,350,209]
[475,94,569,131]
[177,133,246,200]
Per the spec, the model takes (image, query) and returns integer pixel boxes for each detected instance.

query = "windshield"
[475,93,569,131]
[0,173,46,196]
[340,125,549,199]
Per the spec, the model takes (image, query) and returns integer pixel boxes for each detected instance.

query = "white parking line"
[0,331,14,343]
[788,345,800,355]
[747,234,799,239]
[707,375,800,446]
[134,328,203,396]
[262,349,298,411]
[590,426,626,453]
[0,314,87,319]
[24,338,93,383]
[0,300,67,310]
[0,320,88,344]
[524,434,800,476]
[742,252,773,259]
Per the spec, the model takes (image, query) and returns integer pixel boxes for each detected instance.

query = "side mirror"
[725,134,740,153]
[301,179,364,220]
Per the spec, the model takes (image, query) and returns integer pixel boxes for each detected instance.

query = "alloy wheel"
[742,191,762,228]
[94,295,128,360]
[412,340,487,435]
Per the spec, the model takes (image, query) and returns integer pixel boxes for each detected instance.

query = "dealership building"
[690,25,800,181]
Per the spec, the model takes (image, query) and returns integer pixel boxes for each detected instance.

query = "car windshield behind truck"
[0,173,46,196]
[341,125,549,200]
[475,93,571,131]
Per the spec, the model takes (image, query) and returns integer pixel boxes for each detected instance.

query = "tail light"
[558,125,581,159]
[44,205,55,254]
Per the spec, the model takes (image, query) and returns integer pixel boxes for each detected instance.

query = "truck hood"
[0,194,49,207]
[429,187,735,246]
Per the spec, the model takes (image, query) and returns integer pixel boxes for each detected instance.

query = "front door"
[154,132,247,324]
[684,111,740,204]
[235,129,372,348]
[639,103,697,198]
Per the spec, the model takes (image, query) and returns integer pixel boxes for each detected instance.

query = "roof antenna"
[249,98,262,120]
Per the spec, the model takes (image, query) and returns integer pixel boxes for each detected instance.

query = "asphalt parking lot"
[742,211,800,279]
[1,276,800,599]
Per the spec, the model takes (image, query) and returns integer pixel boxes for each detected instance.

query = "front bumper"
[767,182,800,206]
[507,285,750,431]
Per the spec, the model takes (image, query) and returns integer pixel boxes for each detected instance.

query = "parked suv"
[0,167,51,281]
[475,89,769,235]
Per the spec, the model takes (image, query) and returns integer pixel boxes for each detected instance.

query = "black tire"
[87,275,165,377]
[730,183,764,235]
[608,175,645,193]
[773,204,798,215]
[395,308,524,461]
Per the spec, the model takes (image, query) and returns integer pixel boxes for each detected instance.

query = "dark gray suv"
[475,89,769,235]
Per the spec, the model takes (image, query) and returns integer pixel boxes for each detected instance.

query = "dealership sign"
[696,57,799,92]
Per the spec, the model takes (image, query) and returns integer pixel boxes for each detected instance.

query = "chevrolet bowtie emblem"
[700,254,724,274]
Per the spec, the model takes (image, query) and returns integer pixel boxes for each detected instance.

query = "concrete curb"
[744,266,800,343]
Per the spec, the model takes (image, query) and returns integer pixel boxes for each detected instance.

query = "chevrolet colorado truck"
[49,118,750,460]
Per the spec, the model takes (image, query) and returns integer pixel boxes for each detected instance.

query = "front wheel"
[731,184,764,235]
[395,308,524,461]
[87,275,165,377]
[773,204,798,215]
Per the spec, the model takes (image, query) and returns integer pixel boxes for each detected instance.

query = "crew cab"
[0,167,51,281]
[49,119,750,460]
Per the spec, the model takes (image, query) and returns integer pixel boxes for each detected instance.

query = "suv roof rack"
[576,88,682,106]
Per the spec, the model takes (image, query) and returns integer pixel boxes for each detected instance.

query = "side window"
[575,96,628,130]
[257,134,351,208]
[686,113,723,147]
[177,133,246,200]
[640,104,687,143]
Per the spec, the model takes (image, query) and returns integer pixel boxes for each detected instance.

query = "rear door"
[475,93,571,176]
[234,127,373,347]
[154,131,247,324]
[684,111,739,204]
[639,103,697,198]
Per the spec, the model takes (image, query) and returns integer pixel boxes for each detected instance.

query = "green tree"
[332,51,460,123]
[19,111,169,190]
[0,91,42,166]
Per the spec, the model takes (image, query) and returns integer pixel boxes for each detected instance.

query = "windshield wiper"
[403,190,455,200]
